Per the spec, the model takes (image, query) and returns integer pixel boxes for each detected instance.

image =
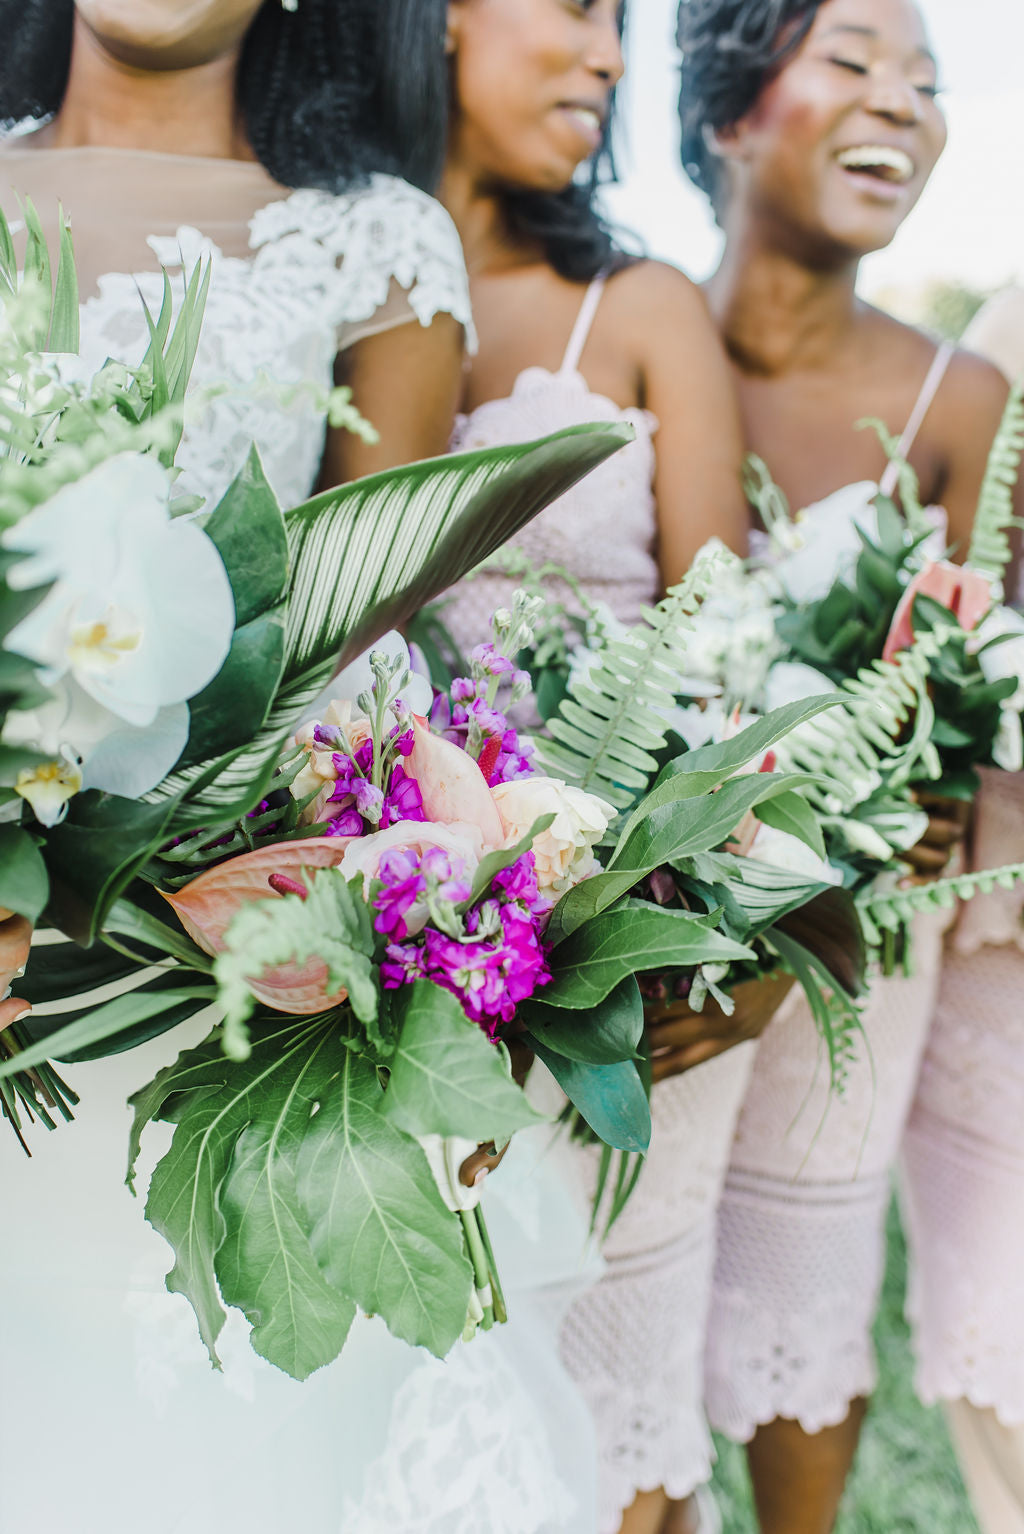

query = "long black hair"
[0,0,450,195]
[676,0,825,205]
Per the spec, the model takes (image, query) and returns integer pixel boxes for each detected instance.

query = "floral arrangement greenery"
[0,203,635,1141]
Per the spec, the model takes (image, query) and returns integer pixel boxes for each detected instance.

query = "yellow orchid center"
[67,608,144,675]
[15,753,84,827]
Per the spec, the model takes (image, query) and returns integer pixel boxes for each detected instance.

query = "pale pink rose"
[491,777,615,897]
[883,560,994,663]
[406,716,505,848]
[162,838,355,1013]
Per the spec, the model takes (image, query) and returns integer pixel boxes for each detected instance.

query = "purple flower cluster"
[319,725,426,839]
[429,676,534,788]
[378,851,551,1038]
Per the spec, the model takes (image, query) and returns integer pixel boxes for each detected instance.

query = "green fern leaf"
[968,375,1024,585]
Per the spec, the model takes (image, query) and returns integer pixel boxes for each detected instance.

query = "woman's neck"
[707,218,863,377]
[41,18,254,161]
[440,154,541,278]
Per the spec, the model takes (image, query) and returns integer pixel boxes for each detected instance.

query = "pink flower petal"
[883,561,995,663]
[161,838,356,1015]
[406,716,505,848]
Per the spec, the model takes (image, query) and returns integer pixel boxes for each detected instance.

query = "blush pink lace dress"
[446,273,759,1533]
[704,344,961,1444]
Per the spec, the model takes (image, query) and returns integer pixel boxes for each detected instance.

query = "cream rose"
[491,777,615,897]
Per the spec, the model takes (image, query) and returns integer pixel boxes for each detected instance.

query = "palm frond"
[968,376,1024,585]
[536,553,723,810]
[773,637,941,812]
[151,423,634,812]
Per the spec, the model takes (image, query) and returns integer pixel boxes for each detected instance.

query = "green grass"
[710,1202,979,1532]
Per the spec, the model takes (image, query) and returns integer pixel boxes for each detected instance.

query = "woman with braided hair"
[669,1,1022,1530]
[0,4,481,1530]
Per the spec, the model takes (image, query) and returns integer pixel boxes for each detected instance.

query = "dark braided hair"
[0,0,450,194]
[676,0,826,205]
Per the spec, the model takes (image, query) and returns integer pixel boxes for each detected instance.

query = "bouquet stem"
[460,1207,497,1332]
[475,1203,508,1326]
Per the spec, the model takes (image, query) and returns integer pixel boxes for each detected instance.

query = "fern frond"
[857,860,1024,949]
[773,638,941,812]
[743,453,793,540]
[967,375,1024,585]
[535,552,723,809]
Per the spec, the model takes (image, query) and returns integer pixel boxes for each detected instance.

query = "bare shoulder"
[934,346,1012,443]
[603,259,722,353]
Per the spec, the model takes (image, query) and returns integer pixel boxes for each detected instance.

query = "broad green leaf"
[153,423,633,812]
[0,824,48,921]
[217,1116,357,1379]
[550,771,824,940]
[529,1038,651,1154]
[519,975,643,1064]
[138,1016,323,1367]
[201,448,290,626]
[611,695,841,854]
[0,982,216,1081]
[542,904,754,1010]
[754,790,827,858]
[294,1043,473,1357]
[42,790,181,943]
[179,604,287,764]
[382,981,546,1142]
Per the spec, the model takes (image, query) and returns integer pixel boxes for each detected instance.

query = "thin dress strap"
[559,272,609,375]
[879,341,956,497]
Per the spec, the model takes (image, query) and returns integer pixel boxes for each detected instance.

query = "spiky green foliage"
[967,375,1024,584]
[857,860,1024,949]
[774,639,942,813]
[536,554,722,809]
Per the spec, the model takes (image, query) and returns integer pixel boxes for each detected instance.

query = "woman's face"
[74,0,265,71]
[447,0,624,193]
[722,0,947,259]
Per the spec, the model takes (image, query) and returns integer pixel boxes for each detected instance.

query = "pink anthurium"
[883,561,994,663]
[406,715,505,849]
[161,838,355,1014]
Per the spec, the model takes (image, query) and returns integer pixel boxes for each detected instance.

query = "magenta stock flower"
[373,849,428,940]
[381,764,426,828]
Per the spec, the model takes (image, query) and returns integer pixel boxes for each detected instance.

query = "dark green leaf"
[529,1038,651,1154]
[201,448,290,626]
[179,604,287,764]
[519,975,642,1063]
[0,824,48,921]
[754,790,827,858]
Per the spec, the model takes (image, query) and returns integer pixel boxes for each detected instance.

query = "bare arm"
[318,311,466,488]
[627,264,749,584]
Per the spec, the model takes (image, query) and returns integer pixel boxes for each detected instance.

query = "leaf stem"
[460,1207,496,1331]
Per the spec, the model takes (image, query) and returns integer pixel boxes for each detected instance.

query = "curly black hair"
[0,0,450,195]
[676,0,826,205]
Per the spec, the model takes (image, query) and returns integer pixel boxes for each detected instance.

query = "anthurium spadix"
[1,452,234,818]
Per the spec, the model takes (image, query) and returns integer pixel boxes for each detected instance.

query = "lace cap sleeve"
[248,174,476,354]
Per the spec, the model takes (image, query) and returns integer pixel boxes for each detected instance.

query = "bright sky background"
[605,0,1024,301]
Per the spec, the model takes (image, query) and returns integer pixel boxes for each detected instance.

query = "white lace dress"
[0,150,598,1534]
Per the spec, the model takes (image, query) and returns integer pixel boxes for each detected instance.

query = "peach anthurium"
[883,561,994,663]
[162,838,355,1014]
[406,715,505,849]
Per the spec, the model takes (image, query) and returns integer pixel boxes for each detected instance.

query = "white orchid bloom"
[763,661,837,712]
[772,482,880,605]
[746,823,842,886]
[301,631,434,729]
[3,452,234,728]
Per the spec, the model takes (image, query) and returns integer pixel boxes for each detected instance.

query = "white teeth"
[837,145,915,183]
[569,108,602,135]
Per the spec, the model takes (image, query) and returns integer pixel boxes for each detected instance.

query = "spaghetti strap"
[879,341,956,497]
[560,272,609,375]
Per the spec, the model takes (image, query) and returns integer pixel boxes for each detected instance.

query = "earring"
[282,0,298,11]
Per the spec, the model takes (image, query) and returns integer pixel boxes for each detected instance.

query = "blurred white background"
[607,0,1024,314]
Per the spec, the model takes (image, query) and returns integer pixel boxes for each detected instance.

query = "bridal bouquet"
[0,204,635,1139]
[679,387,1024,964]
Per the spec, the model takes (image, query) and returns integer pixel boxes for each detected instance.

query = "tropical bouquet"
[677,387,1024,966]
[0,202,636,1141]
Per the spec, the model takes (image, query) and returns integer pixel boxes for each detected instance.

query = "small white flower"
[771,482,879,605]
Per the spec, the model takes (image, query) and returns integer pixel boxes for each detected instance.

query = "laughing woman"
[672,1,1023,1531]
